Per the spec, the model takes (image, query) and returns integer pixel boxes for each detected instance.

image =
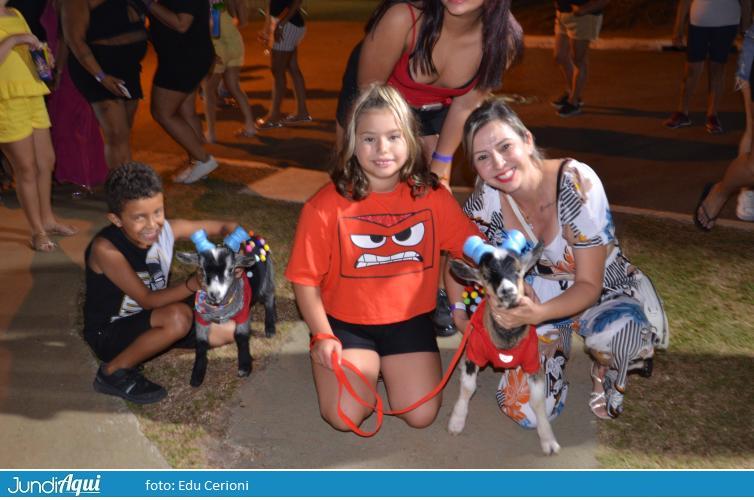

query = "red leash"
[310,326,472,437]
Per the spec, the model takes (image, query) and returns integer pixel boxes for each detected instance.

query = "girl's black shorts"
[326,312,439,357]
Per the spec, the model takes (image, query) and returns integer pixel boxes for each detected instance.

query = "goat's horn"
[191,229,215,253]
[223,226,249,252]
[463,235,496,264]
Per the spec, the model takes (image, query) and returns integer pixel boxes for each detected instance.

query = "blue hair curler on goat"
[223,226,249,252]
[191,229,216,254]
[501,229,527,256]
[463,235,496,264]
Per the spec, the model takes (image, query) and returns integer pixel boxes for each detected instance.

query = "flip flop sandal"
[30,232,57,253]
[234,128,257,138]
[694,182,717,232]
[255,118,284,129]
[283,114,313,124]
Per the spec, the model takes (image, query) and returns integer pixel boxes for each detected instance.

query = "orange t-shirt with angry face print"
[285,182,481,325]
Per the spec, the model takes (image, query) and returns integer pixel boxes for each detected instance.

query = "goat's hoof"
[447,415,466,435]
[264,329,276,338]
[541,440,561,455]
[238,368,251,378]
[190,376,204,388]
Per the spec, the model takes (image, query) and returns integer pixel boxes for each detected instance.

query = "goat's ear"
[235,253,259,268]
[176,251,199,266]
[449,259,483,286]
[519,242,544,274]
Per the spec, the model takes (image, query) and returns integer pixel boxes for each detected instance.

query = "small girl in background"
[285,85,480,432]
[202,0,256,142]
[0,2,76,252]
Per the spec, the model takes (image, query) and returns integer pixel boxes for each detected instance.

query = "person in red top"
[286,85,480,432]
[335,0,523,186]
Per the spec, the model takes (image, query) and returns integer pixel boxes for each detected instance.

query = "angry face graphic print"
[338,209,435,278]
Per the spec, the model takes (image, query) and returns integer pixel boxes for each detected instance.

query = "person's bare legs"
[179,90,205,145]
[91,99,134,169]
[698,84,754,228]
[0,134,48,246]
[678,61,704,115]
[707,61,726,118]
[202,73,223,143]
[30,128,75,235]
[222,67,256,134]
[381,351,442,428]
[553,33,574,97]
[261,49,293,123]
[569,38,590,105]
[312,348,380,431]
[104,303,193,373]
[151,85,210,162]
[286,48,310,119]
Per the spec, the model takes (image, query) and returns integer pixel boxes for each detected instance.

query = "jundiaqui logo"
[6,474,101,496]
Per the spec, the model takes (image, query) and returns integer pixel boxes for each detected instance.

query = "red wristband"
[309,332,340,351]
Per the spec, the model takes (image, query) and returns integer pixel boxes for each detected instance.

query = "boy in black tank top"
[84,162,244,404]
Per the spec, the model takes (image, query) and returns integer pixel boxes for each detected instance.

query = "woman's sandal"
[693,182,718,232]
[589,361,612,420]
[30,232,57,252]
[255,118,284,130]
[282,114,312,124]
[44,223,78,237]
[234,127,257,138]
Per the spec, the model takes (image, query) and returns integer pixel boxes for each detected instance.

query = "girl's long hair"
[332,84,438,201]
[365,0,523,90]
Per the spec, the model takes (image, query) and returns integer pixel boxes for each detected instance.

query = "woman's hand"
[99,74,128,97]
[452,309,469,335]
[14,33,43,49]
[310,337,342,370]
[489,296,542,329]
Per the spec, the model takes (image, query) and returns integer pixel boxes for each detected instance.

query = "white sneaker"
[181,156,218,184]
[736,188,754,221]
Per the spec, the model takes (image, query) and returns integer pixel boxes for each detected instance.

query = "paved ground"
[1,19,752,469]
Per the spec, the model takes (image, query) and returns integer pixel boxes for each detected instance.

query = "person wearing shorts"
[664,0,751,133]
[202,0,256,142]
[146,0,218,184]
[551,0,610,117]
[255,0,310,128]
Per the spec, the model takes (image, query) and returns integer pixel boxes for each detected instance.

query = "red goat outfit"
[465,300,540,374]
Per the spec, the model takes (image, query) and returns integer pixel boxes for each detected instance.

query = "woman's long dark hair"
[365,0,523,90]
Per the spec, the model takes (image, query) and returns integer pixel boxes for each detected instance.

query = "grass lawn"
[126,173,754,468]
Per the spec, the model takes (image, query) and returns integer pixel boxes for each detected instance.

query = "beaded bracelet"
[94,71,105,83]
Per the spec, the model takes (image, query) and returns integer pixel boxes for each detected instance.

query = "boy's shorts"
[555,11,603,41]
[687,24,739,63]
[85,305,196,362]
[326,312,439,357]
[0,95,50,143]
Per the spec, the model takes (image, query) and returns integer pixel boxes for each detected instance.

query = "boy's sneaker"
[551,92,570,109]
[664,112,692,129]
[736,189,754,221]
[705,115,723,134]
[93,364,167,405]
[558,101,582,117]
[181,156,218,184]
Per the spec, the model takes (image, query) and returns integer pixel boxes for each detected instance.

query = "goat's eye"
[351,234,386,249]
[392,222,425,247]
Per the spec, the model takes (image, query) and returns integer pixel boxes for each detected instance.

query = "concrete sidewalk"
[0,190,167,468]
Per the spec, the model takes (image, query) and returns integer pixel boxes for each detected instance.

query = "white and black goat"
[176,227,276,387]
[447,233,560,455]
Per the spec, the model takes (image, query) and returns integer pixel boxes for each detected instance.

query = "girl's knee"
[401,403,440,429]
[320,407,371,432]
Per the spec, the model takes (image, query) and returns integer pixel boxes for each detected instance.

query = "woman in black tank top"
[62,0,148,169]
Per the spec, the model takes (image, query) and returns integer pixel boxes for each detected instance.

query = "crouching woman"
[456,98,668,420]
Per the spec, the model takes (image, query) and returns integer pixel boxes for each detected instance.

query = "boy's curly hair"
[105,162,163,214]
[333,84,438,201]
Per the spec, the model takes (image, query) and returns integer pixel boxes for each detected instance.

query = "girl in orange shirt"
[286,84,479,432]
